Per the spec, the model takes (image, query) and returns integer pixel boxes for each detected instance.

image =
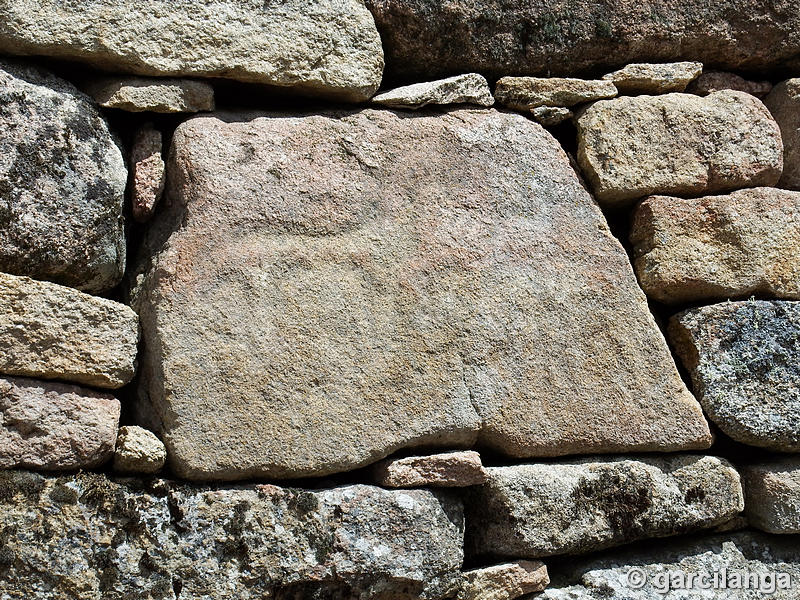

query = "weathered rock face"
[742,460,800,534]
[371,74,494,109]
[0,59,126,293]
[373,451,487,488]
[538,531,800,599]
[494,77,616,110]
[130,124,165,223]
[601,62,702,94]
[688,71,772,97]
[764,79,800,190]
[465,456,743,559]
[669,301,800,452]
[0,0,383,102]
[113,426,167,475]
[631,188,800,303]
[365,0,800,83]
[0,471,465,599]
[0,273,139,389]
[132,108,710,481]
[577,91,783,205]
[0,376,120,470]
[84,77,215,113]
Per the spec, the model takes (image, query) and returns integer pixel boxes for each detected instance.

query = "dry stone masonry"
[1,2,800,599]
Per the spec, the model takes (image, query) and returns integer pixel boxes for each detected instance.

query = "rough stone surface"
[601,62,702,94]
[465,455,744,559]
[0,376,120,470]
[742,460,800,534]
[0,272,139,389]
[131,124,165,223]
[631,188,800,303]
[0,59,126,293]
[113,426,167,475]
[84,77,215,113]
[536,531,800,599]
[765,79,800,190]
[530,106,572,127]
[132,108,710,481]
[365,1,800,83]
[688,70,772,98]
[669,301,800,452]
[577,91,783,206]
[0,471,464,599]
[373,451,487,488]
[494,77,616,110]
[0,0,383,102]
[371,73,493,109]
[461,561,549,600]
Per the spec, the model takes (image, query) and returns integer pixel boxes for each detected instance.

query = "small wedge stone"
[371,73,494,109]
[461,561,549,600]
[113,426,167,474]
[530,106,572,126]
[602,62,702,94]
[373,451,487,488]
[688,71,772,98]
[130,124,165,223]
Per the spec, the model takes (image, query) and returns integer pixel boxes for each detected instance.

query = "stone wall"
[0,3,799,599]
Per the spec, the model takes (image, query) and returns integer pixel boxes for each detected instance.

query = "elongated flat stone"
[84,77,215,113]
[0,272,139,389]
[0,471,464,599]
[0,376,120,470]
[465,456,743,558]
[0,0,383,101]
[132,108,710,481]
[669,301,800,452]
[462,561,549,600]
[631,188,800,303]
[577,91,783,205]
[494,77,616,110]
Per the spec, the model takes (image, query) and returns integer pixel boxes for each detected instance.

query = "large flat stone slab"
[0,59,126,293]
[0,471,464,599]
[576,91,782,206]
[0,273,139,389]
[538,531,800,599]
[132,108,710,481]
[669,301,800,452]
[0,0,383,102]
[0,376,120,470]
[365,0,800,82]
[631,188,800,303]
[465,456,743,559]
